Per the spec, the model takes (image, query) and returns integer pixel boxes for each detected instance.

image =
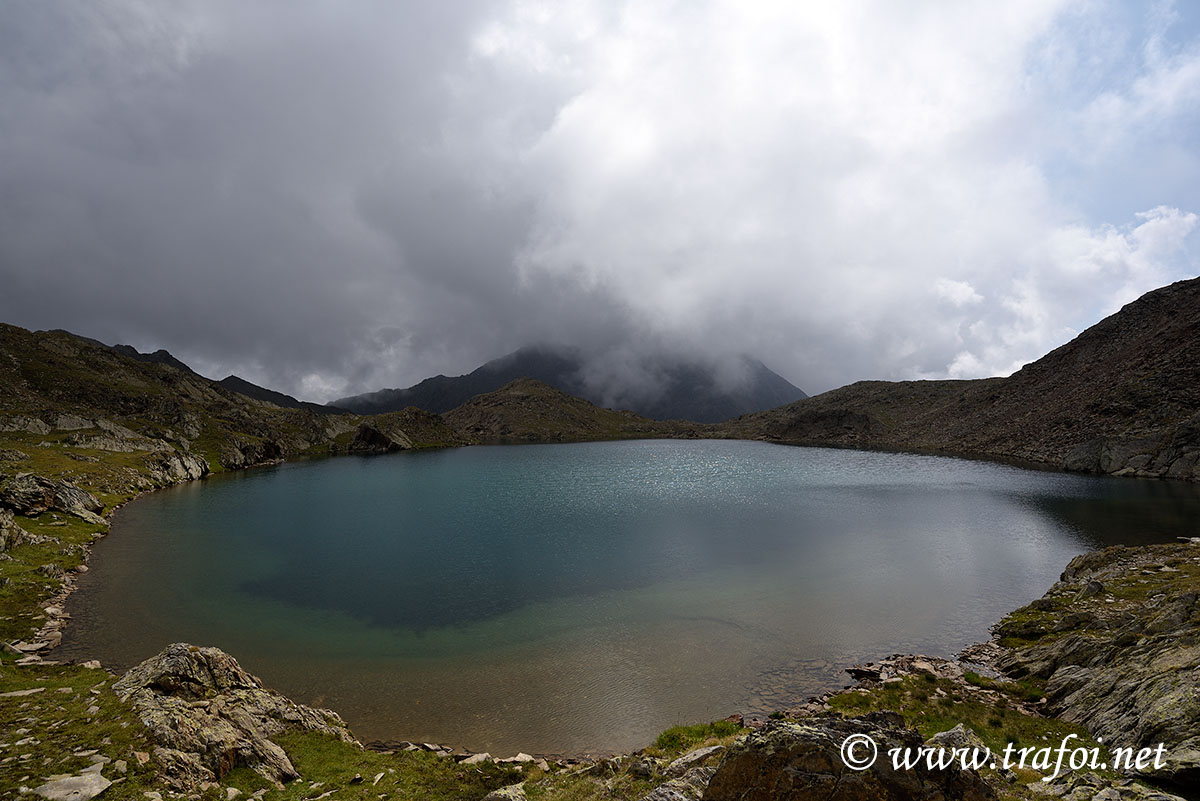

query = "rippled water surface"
[61,440,1200,753]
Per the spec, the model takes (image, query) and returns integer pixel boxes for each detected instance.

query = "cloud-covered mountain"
[332,346,806,423]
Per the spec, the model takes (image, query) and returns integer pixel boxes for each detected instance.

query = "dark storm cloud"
[1,1,1197,402]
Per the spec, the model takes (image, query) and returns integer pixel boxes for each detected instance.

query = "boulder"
[53,414,95,431]
[927,724,987,752]
[0,508,33,553]
[1038,770,1189,800]
[702,714,994,801]
[0,415,50,435]
[148,451,209,483]
[666,745,724,777]
[0,473,103,521]
[113,643,358,790]
[643,766,715,800]
[348,421,412,452]
[31,772,111,800]
[218,438,283,469]
[483,784,527,801]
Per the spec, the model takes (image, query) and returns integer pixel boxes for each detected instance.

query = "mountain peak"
[332,346,806,422]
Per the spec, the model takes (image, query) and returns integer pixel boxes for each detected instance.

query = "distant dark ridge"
[45,331,199,377]
[218,375,350,415]
[109,344,198,375]
[332,345,807,423]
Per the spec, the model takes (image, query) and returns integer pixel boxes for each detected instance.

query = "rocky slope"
[995,541,1200,789]
[217,375,351,416]
[442,378,701,443]
[0,323,364,475]
[332,345,807,423]
[726,277,1200,480]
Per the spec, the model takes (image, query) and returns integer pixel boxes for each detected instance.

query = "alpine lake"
[59,439,1200,755]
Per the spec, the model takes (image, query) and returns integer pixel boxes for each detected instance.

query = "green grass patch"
[826,675,1095,757]
[267,732,524,801]
[0,663,161,800]
[650,720,743,756]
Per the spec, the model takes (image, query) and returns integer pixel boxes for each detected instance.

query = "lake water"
[60,440,1200,754]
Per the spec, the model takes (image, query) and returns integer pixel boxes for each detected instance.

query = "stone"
[665,744,723,777]
[0,474,103,520]
[31,772,112,800]
[927,723,987,752]
[112,643,358,790]
[703,714,994,801]
[483,784,526,801]
[630,758,658,778]
[1,686,46,697]
[460,753,492,765]
[54,415,95,431]
[348,422,413,453]
[146,452,209,484]
[0,415,50,435]
[641,766,715,801]
[0,508,34,553]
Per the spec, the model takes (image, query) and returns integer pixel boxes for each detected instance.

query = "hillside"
[332,345,807,422]
[218,374,351,415]
[442,377,702,442]
[726,277,1200,479]
[0,324,367,480]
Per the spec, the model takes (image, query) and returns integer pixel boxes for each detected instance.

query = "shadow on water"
[1005,475,1200,549]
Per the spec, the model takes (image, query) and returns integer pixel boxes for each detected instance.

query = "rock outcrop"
[703,713,994,801]
[997,542,1200,791]
[147,451,209,483]
[0,473,104,523]
[0,507,33,552]
[113,643,358,790]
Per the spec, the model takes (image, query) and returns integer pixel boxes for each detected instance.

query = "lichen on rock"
[113,643,358,790]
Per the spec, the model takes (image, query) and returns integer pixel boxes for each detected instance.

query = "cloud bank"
[0,0,1197,401]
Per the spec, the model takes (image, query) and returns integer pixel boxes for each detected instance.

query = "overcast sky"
[1,1,1198,402]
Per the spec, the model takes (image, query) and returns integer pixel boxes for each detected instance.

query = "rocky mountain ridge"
[725,276,1200,481]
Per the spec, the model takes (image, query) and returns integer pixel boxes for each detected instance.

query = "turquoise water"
[60,440,1200,753]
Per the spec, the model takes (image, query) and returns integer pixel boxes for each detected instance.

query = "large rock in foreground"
[703,713,994,801]
[0,473,104,522]
[113,643,358,790]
